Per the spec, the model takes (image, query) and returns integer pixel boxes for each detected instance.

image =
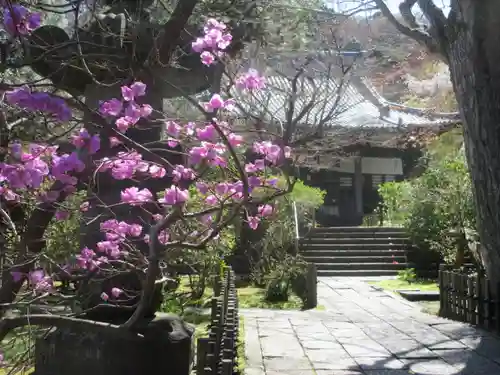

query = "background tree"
[0,4,299,372]
[352,0,500,289]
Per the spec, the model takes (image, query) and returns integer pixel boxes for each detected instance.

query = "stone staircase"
[300,226,410,277]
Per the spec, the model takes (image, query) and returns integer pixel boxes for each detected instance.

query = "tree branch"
[417,0,449,58]
[0,181,68,316]
[399,0,419,28]
[372,0,442,55]
[0,314,141,343]
[121,208,181,330]
[156,0,200,66]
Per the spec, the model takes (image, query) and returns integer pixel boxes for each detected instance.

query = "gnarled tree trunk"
[445,1,500,287]
[374,0,500,291]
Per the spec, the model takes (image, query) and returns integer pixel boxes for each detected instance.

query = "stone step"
[301,249,407,257]
[314,262,407,270]
[309,231,409,239]
[303,255,407,264]
[300,243,410,250]
[300,237,409,245]
[312,226,406,233]
[317,269,401,277]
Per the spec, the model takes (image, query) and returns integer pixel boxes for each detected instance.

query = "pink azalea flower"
[201,51,215,66]
[248,216,261,230]
[205,94,224,112]
[235,69,266,91]
[128,223,143,237]
[258,204,274,217]
[159,185,189,205]
[121,82,147,101]
[99,98,122,117]
[120,187,153,206]
[10,271,24,283]
[192,37,206,53]
[55,210,70,221]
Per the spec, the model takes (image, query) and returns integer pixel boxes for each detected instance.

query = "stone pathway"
[242,278,500,375]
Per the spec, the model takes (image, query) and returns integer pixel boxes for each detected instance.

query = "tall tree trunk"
[445,1,500,287]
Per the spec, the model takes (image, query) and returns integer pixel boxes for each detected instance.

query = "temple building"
[230,50,460,226]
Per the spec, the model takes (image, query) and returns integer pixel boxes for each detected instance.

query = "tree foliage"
[379,130,476,266]
[366,0,500,288]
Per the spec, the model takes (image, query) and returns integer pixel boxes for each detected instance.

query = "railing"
[292,201,300,254]
[292,201,317,253]
[196,266,240,375]
[439,265,500,332]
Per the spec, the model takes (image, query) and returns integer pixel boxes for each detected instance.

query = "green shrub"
[397,268,417,284]
[44,192,84,265]
[406,153,475,265]
[289,179,326,209]
[265,278,289,302]
[378,131,476,269]
[378,180,412,225]
[250,179,325,289]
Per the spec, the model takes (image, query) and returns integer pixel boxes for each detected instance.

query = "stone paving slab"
[266,371,315,375]
[263,356,311,370]
[242,277,500,375]
[354,357,406,370]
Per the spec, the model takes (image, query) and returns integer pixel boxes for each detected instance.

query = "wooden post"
[453,271,459,319]
[496,282,500,333]
[485,278,492,329]
[214,275,221,297]
[450,271,456,318]
[196,338,209,375]
[467,275,476,325]
[205,339,216,375]
[353,157,363,218]
[477,273,484,327]
[439,265,446,317]
[200,267,239,375]
[305,263,318,309]
[460,273,466,321]
[221,359,233,375]
[210,297,218,323]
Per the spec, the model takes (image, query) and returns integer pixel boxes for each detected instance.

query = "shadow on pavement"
[342,325,500,375]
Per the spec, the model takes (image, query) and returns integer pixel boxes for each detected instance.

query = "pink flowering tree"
[203,36,361,274]
[0,3,294,368]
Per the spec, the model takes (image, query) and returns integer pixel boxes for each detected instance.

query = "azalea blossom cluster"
[98,151,166,180]
[5,87,72,122]
[2,3,41,36]
[235,69,266,91]
[99,82,153,132]
[191,18,232,66]
[11,269,54,293]
[0,143,87,202]
[0,16,289,312]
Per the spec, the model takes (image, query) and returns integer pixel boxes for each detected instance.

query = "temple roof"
[231,73,459,132]
[227,50,460,169]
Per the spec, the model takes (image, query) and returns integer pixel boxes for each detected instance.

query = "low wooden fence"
[196,267,240,375]
[439,265,500,331]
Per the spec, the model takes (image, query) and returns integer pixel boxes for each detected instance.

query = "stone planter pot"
[33,313,194,375]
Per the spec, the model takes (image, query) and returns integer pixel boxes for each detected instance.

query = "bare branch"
[0,182,68,316]
[0,314,141,343]
[156,0,200,65]
[122,208,181,331]
[399,0,419,28]
[418,0,448,27]
[372,0,442,55]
